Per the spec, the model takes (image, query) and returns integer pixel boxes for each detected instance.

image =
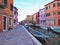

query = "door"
[58,19,60,26]
[3,16,7,31]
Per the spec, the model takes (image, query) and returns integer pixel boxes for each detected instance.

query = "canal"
[25,25,60,45]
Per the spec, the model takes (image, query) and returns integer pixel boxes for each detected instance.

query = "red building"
[45,0,60,27]
[36,12,40,24]
[55,0,60,1]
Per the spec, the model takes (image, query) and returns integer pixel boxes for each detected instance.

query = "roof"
[14,7,18,10]
[39,8,45,11]
[45,1,55,6]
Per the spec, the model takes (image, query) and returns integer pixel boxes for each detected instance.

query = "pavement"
[0,25,37,45]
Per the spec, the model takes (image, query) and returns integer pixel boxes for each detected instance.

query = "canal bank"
[24,25,60,45]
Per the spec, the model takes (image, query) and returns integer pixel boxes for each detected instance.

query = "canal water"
[26,26,60,45]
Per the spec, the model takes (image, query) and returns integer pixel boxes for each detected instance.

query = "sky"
[14,0,53,22]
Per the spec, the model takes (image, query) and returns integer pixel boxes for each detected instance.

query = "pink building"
[14,7,18,27]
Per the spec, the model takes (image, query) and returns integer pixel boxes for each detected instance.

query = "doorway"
[3,16,7,31]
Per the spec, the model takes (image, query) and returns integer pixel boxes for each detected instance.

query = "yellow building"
[33,13,36,23]
[26,15,34,23]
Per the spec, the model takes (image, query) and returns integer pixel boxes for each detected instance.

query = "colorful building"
[26,15,33,23]
[33,13,36,24]
[45,0,60,27]
[39,8,46,27]
[0,0,13,32]
[36,12,40,24]
[14,7,18,28]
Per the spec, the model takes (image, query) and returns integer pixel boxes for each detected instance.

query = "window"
[43,20,46,22]
[41,20,42,23]
[14,19,16,23]
[46,7,48,10]
[9,18,12,25]
[14,11,17,14]
[50,20,54,25]
[57,2,60,6]
[46,13,50,16]
[53,12,56,15]
[10,4,13,11]
[44,15,45,17]
[58,11,60,15]
[48,5,50,9]
[53,3,55,7]
[4,0,7,7]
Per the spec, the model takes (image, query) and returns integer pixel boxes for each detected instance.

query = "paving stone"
[0,25,37,45]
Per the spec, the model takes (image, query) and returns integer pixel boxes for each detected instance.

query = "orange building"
[0,0,13,32]
[45,0,60,27]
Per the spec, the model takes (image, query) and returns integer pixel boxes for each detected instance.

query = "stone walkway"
[0,25,37,45]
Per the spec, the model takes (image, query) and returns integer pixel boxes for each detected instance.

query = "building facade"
[36,12,40,24]
[45,0,60,27]
[0,0,13,31]
[39,8,46,27]
[14,7,18,28]
[33,13,36,24]
[26,15,33,23]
